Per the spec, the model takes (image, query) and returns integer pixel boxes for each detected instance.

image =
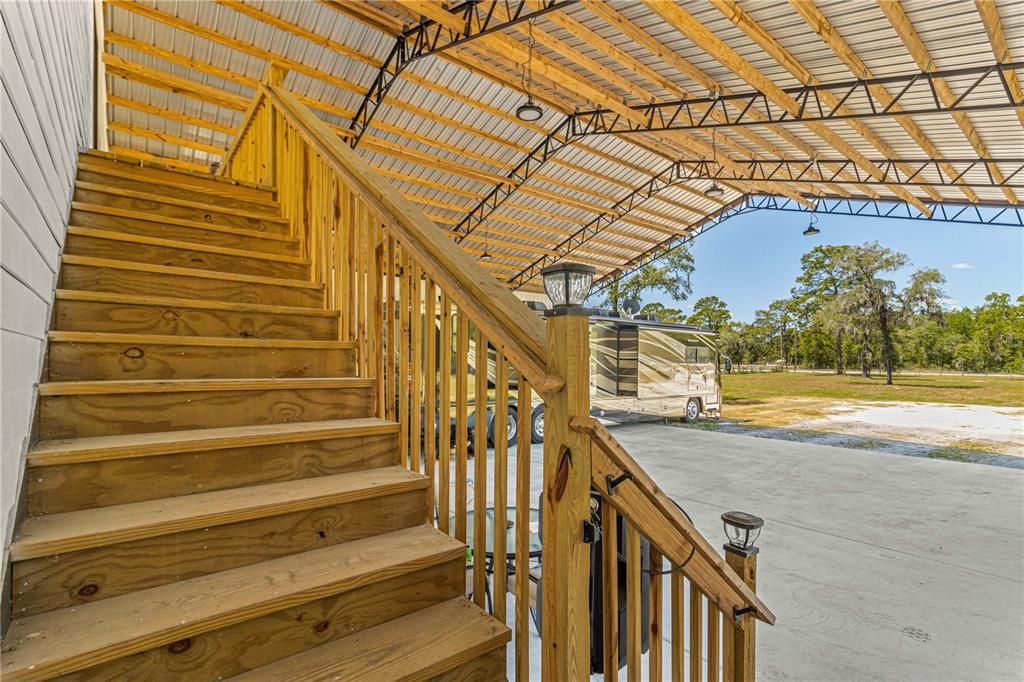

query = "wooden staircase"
[0,152,510,681]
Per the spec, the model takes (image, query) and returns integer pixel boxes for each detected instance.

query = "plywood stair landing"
[1,152,510,681]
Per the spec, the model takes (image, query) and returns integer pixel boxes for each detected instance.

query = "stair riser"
[439,648,506,681]
[55,560,464,681]
[73,188,289,235]
[70,211,298,256]
[29,432,400,514]
[77,169,278,215]
[60,264,324,308]
[47,341,356,381]
[66,234,310,279]
[14,490,430,617]
[78,157,275,204]
[39,385,376,439]
[54,298,339,340]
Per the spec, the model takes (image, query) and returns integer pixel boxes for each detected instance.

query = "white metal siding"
[0,0,94,555]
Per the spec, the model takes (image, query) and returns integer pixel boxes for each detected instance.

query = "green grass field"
[723,371,1023,408]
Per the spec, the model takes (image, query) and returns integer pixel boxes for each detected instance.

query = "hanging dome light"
[703,131,724,198]
[515,19,543,123]
[704,182,725,198]
[481,248,493,261]
[516,99,543,122]
[803,213,820,236]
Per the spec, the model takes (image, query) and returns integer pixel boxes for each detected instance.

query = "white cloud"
[951,262,974,270]
[940,297,960,309]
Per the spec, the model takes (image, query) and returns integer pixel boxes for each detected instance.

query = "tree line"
[603,242,1023,383]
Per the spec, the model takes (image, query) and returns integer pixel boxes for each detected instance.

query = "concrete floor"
[451,422,1024,681]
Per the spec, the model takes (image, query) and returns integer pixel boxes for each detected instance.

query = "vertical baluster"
[438,292,452,534]
[346,186,357,345]
[423,279,437,524]
[602,502,620,682]
[398,246,410,469]
[385,236,396,419]
[690,583,704,682]
[626,521,642,682]
[410,263,422,474]
[338,185,351,341]
[454,311,469,543]
[708,602,719,682]
[372,225,384,415]
[650,546,663,682]
[356,202,367,375]
[473,327,488,610]
[492,353,508,622]
[671,570,685,682]
[514,379,532,682]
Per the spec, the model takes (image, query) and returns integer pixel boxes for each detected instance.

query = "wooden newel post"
[724,544,758,682]
[541,312,592,680]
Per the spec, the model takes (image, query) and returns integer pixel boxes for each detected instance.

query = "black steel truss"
[571,61,1024,136]
[590,197,757,296]
[590,194,1024,295]
[506,159,687,289]
[348,0,577,146]
[746,194,1024,226]
[454,61,1023,243]
[453,114,575,242]
[666,157,1024,188]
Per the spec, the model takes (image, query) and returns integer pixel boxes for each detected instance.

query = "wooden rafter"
[974,0,1024,132]
[105,2,702,231]
[669,0,934,215]
[788,0,978,204]
[877,0,1018,205]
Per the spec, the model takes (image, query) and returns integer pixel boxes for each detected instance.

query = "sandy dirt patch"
[795,401,1023,455]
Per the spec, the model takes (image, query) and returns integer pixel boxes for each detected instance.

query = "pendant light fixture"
[704,130,725,198]
[515,20,543,122]
[480,233,493,261]
[803,213,820,236]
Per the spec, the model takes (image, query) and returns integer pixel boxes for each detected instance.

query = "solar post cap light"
[721,510,764,553]
[541,262,595,314]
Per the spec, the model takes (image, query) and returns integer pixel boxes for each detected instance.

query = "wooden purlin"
[878,0,1019,206]
[650,0,933,216]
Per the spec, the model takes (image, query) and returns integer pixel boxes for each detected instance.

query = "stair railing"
[221,69,773,681]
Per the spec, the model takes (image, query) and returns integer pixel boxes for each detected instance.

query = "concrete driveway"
[609,422,1024,682]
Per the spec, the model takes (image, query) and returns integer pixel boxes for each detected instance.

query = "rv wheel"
[683,398,701,423]
[530,404,544,443]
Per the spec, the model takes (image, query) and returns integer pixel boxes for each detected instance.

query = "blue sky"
[641,209,1024,321]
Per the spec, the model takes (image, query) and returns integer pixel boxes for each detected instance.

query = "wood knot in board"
[167,638,192,654]
[123,346,145,359]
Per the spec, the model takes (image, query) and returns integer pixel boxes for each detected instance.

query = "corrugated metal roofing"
[101,0,1024,289]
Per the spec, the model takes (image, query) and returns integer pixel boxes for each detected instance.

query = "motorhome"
[458,310,722,447]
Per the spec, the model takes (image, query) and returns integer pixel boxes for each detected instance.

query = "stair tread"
[30,417,398,465]
[12,466,427,560]
[67,226,309,264]
[75,181,286,222]
[39,376,376,396]
[80,150,277,198]
[231,597,510,681]
[71,202,298,243]
[54,289,341,317]
[63,254,323,289]
[0,525,463,680]
[49,330,356,350]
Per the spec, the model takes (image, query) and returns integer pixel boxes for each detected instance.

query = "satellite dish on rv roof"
[622,299,641,317]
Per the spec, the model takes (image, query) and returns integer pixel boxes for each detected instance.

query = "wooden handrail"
[259,83,563,396]
[572,415,776,625]
[220,80,772,677]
